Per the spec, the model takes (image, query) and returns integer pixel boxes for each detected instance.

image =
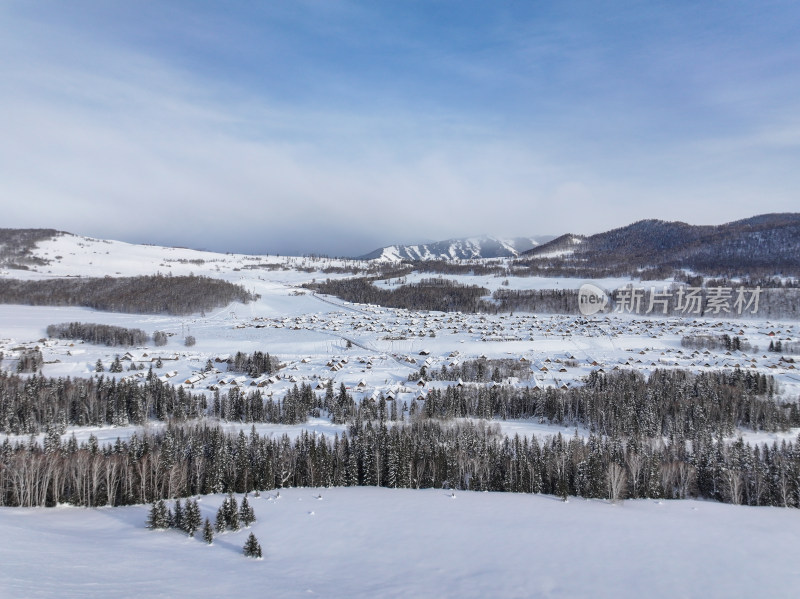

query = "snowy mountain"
[358,235,555,262]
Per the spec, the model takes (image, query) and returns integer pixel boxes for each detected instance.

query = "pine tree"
[109,356,123,373]
[240,495,256,527]
[173,499,184,531]
[95,359,105,373]
[203,518,214,545]
[146,502,158,529]
[147,499,169,529]
[243,532,262,558]
[185,499,202,536]
[215,505,227,533]
[227,494,240,531]
[345,447,359,486]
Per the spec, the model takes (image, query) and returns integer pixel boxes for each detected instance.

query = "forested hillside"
[0,228,60,269]
[520,214,800,277]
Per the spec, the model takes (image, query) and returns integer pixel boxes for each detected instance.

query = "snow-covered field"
[2,487,799,599]
[3,232,800,598]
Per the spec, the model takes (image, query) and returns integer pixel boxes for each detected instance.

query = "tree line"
[414,369,792,438]
[225,351,281,377]
[681,333,751,352]
[3,366,790,441]
[47,322,149,347]
[305,277,490,313]
[0,274,258,315]
[0,370,329,434]
[411,358,534,384]
[309,273,800,319]
[2,366,798,509]
[0,371,207,434]
[491,286,800,319]
[2,417,800,508]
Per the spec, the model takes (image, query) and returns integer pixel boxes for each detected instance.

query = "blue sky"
[2,1,799,256]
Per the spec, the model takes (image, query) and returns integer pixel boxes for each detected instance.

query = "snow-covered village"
[4,2,800,598]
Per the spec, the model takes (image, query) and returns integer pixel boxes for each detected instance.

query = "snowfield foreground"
[1,487,798,599]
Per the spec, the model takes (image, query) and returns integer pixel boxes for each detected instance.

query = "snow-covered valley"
[2,231,800,598]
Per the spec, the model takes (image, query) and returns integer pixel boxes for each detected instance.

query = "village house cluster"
[2,301,798,409]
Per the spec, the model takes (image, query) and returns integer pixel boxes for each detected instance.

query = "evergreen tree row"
[0,371,328,434]
[225,351,280,377]
[2,368,791,441]
[3,420,800,508]
[681,333,750,351]
[411,358,535,384]
[304,261,800,318]
[769,339,799,354]
[210,384,323,425]
[0,371,207,434]
[148,497,202,535]
[213,494,256,532]
[47,322,149,347]
[413,368,793,438]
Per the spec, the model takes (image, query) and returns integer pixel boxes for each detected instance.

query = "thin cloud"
[1,3,798,256]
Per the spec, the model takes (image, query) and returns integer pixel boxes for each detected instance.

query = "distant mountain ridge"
[521,213,800,276]
[358,235,555,262]
[4,213,799,277]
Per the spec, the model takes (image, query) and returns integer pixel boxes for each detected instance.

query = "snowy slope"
[2,487,799,599]
[0,231,367,281]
